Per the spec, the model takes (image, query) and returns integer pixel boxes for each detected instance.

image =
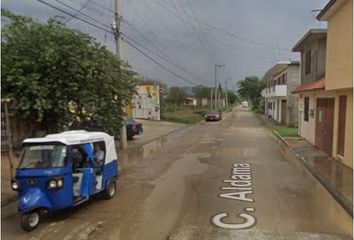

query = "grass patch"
[161,107,207,124]
[274,127,299,137]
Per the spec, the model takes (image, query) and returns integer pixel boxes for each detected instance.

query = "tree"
[192,85,211,106]
[166,87,186,106]
[1,9,136,137]
[227,90,239,105]
[237,76,264,110]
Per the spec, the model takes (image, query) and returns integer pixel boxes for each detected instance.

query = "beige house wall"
[323,0,353,168]
[330,89,353,168]
[298,92,317,144]
[299,90,353,168]
[325,0,353,90]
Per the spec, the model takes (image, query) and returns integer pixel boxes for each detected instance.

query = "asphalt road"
[1,108,352,240]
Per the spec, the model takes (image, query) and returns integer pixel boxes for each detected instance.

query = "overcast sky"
[2,0,328,90]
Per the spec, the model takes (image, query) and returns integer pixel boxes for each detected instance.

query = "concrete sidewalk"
[257,113,353,216]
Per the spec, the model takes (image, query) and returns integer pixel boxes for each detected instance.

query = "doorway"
[315,98,335,156]
[337,96,347,158]
[281,100,287,124]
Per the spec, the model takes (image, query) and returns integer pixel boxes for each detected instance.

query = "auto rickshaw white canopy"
[23,130,118,163]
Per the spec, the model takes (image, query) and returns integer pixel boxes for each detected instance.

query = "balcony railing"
[262,85,287,98]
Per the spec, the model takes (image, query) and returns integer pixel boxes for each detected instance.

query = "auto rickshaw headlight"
[48,180,58,189]
[11,181,19,191]
[57,179,63,188]
[47,178,64,190]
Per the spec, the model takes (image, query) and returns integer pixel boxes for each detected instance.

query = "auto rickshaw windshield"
[18,144,67,169]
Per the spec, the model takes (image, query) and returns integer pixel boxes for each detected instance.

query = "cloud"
[2,0,328,88]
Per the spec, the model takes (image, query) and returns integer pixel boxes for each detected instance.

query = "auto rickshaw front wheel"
[21,210,40,231]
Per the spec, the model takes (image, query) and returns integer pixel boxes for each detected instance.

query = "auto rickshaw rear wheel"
[103,180,116,199]
[21,210,40,231]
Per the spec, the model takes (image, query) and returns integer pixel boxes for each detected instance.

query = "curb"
[257,114,353,217]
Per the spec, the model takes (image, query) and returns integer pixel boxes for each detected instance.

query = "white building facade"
[262,61,300,125]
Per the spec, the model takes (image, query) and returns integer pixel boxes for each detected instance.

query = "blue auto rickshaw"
[11,130,118,231]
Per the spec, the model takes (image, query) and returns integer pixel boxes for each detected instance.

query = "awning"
[292,78,325,94]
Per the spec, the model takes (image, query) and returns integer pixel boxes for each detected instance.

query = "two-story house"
[292,0,353,169]
[292,29,327,147]
[262,61,300,125]
[317,0,353,168]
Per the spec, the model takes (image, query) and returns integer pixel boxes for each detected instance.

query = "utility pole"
[210,87,213,109]
[225,80,228,108]
[214,64,225,109]
[114,0,127,149]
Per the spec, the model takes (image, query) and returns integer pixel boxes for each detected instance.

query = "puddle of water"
[118,126,194,169]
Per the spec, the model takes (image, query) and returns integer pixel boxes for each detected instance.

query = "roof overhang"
[292,78,325,94]
[292,29,327,52]
[317,0,347,21]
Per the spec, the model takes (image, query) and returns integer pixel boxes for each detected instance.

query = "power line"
[52,0,112,30]
[184,0,217,59]
[156,0,217,61]
[122,17,204,82]
[141,0,196,59]
[175,0,217,61]
[157,0,291,52]
[153,0,279,61]
[63,0,113,17]
[89,0,116,15]
[37,0,114,34]
[37,0,203,87]
[122,37,198,86]
[64,0,91,24]
[125,1,169,52]
[121,9,205,81]
[122,31,205,84]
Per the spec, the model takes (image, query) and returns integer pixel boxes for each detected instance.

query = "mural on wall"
[131,85,160,120]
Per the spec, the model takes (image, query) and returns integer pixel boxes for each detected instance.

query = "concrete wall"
[300,38,326,84]
[298,93,316,144]
[331,89,353,168]
[286,65,301,125]
[299,89,353,168]
[323,0,353,168]
[325,0,353,90]
[267,97,286,123]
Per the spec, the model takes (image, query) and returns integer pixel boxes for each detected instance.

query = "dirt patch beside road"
[127,119,186,149]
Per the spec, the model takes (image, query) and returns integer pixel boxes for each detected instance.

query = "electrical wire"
[36,0,202,86]
[52,0,112,30]
[37,0,114,34]
[157,0,292,52]
[122,37,198,86]
[121,31,205,83]
[64,0,91,24]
